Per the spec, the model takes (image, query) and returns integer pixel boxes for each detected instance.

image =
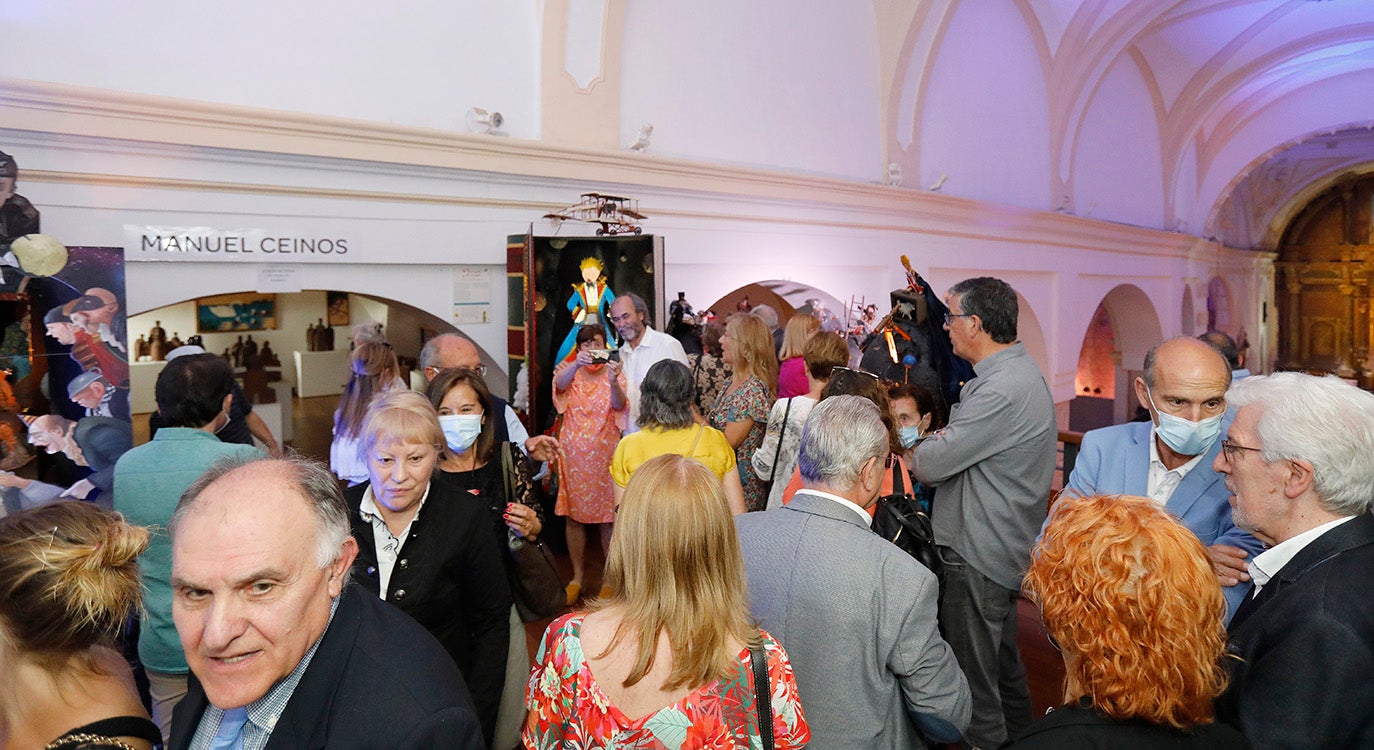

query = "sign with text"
[124,225,351,261]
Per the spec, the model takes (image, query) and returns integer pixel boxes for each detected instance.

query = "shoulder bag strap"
[688,424,704,457]
[767,398,793,482]
[750,643,774,750]
[500,441,514,505]
[890,453,907,495]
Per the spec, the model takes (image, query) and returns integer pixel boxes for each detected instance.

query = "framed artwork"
[326,291,350,326]
[196,292,278,333]
[508,233,663,433]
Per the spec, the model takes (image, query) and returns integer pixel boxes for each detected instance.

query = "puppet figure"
[555,256,616,363]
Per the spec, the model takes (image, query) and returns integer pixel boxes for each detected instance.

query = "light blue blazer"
[1063,420,1263,622]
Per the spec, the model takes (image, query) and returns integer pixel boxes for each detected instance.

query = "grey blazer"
[737,491,972,750]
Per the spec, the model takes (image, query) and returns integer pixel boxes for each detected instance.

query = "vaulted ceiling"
[888,0,1374,251]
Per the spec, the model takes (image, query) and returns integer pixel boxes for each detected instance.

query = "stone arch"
[1016,292,1050,380]
[1070,283,1163,429]
[704,280,850,332]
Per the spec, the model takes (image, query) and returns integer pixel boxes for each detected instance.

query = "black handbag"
[500,442,569,622]
[872,456,943,580]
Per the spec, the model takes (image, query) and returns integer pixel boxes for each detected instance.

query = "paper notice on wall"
[257,266,302,292]
[453,267,491,325]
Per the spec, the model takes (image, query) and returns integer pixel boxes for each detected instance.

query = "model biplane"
[543,193,645,235]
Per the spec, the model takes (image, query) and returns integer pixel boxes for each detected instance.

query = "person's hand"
[1208,543,1251,587]
[574,350,595,368]
[61,478,96,499]
[525,435,560,463]
[504,502,542,540]
[0,471,29,489]
[607,359,622,377]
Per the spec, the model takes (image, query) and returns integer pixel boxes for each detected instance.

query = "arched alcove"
[1016,292,1050,380]
[1069,284,1163,430]
[705,280,850,332]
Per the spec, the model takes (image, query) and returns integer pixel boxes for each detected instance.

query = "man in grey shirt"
[912,276,1056,749]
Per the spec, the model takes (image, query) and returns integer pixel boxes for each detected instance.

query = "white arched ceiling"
[895,0,1374,247]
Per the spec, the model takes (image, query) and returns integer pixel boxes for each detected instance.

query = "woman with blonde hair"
[709,313,779,512]
[1006,494,1246,748]
[0,501,161,750]
[344,388,512,747]
[524,454,810,748]
[776,313,820,399]
[329,341,402,484]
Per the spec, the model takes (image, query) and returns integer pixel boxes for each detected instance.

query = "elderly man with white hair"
[1213,372,1374,749]
[737,395,970,750]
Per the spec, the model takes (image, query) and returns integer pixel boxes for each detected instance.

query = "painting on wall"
[326,290,350,327]
[196,292,278,333]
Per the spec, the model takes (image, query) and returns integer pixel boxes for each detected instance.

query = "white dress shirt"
[1247,514,1357,596]
[618,327,688,432]
[1146,427,1206,506]
[794,488,873,528]
[358,484,430,598]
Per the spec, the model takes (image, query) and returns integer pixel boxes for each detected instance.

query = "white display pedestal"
[293,349,350,398]
[130,360,164,414]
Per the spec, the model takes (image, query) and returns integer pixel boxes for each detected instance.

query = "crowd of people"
[2,275,1372,750]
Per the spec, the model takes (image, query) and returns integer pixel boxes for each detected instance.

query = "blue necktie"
[209,707,249,750]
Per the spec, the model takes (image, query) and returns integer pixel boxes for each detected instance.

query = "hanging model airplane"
[543,193,645,236]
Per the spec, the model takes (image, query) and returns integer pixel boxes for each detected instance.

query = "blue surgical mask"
[439,414,483,453]
[898,425,924,449]
[1147,388,1223,456]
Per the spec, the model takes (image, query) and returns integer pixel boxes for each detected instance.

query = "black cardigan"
[345,479,513,745]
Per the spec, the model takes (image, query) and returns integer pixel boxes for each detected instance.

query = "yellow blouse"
[610,424,738,486]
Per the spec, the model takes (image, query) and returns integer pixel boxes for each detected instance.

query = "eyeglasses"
[1220,439,1262,462]
[943,312,974,325]
[427,364,487,378]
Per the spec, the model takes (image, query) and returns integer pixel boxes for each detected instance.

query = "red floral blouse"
[523,612,810,749]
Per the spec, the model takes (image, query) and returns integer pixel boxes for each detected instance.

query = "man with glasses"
[418,333,558,461]
[910,276,1055,750]
[608,293,688,432]
[1213,372,1374,748]
[1063,336,1262,621]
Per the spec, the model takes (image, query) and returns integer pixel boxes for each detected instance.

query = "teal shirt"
[113,428,262,673]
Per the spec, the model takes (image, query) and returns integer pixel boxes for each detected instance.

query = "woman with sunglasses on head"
[709,313,779,512]
[775,364,914,507]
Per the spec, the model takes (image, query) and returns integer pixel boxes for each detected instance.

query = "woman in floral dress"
[552,325,627,604]
[524,454,809,749]
[709,313,778,512]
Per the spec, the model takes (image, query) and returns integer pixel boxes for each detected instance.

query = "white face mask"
[1147,388,1224,456]
[439,414,482,453]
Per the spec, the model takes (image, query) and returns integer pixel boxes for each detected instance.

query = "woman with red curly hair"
[1006,494,1247,749]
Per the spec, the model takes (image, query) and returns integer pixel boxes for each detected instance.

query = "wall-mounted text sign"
[124,226,351,261]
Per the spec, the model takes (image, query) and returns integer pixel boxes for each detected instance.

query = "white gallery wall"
[0,0,1284,422]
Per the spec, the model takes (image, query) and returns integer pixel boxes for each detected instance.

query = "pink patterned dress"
[553,362,627,524]
[523,613,810,749]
